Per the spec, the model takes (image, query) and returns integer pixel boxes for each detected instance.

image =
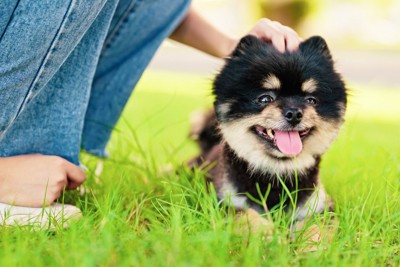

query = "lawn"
[0,70,399,266]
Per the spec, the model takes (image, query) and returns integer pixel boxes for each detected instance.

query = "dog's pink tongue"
[274,130,302,156]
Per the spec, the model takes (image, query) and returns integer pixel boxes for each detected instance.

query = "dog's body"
[190,35,347,223]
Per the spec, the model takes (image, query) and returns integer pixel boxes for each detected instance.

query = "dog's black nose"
[284,108,303,125]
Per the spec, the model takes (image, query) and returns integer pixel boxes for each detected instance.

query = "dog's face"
[213,35,347,174]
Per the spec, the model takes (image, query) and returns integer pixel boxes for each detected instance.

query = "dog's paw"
[293,217,338,253]
[233,208,274,239]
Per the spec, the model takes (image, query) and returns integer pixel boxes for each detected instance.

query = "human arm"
[169,7,302,58]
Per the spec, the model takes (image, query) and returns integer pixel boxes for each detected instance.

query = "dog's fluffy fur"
[190,35,347,222]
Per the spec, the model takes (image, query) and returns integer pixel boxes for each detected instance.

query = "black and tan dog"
[190,35,347,235]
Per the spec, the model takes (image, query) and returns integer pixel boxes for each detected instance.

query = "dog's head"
[213,35,347,174]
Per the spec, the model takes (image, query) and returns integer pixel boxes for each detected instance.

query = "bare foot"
[0,154,86,207]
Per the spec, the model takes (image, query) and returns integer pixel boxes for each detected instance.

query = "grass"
[1,70,399,266]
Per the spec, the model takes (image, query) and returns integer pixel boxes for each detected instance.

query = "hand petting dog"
[171,9,302,58]
[246,18,302,53]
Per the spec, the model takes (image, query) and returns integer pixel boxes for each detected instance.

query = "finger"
[261,23,286,52]
[271,34,286,53]
[285,35,301,52]
[281,27,301,51]
[47,178,67,204]
[54,186,64,200]
[271,23,301,52]
[64,161,87,189]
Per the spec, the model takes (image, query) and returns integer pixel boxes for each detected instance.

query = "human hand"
[170,8,302,58]
[246,18,302,53]
[0,154,86,207]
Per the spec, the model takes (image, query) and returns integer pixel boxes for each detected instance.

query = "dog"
[189,35,347,236]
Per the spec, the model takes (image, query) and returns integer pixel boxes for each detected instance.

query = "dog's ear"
[300,36,332,60]
[231,35,260,57]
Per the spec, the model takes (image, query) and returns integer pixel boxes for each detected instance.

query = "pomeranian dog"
[190,35,347,228]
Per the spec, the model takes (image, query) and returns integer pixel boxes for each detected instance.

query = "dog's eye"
[258,95,274,104]
[306,97,317,105]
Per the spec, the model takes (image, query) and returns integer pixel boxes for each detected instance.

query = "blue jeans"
[0,0,191,164]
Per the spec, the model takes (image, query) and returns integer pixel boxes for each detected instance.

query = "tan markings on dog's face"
[300,117,344,157]
[286,105,344,157]
[217,102,231,115]
[219,116,317,176]
[262,102,287,129]
[301,79,318,93]
[216,102,232,121]
[298,106,319,128]
[218,102,345,176]
[262,74,281,90]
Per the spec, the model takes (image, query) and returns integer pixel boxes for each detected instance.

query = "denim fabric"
[0,0,191,164]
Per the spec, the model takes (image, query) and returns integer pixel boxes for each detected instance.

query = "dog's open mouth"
[254,125,312,156]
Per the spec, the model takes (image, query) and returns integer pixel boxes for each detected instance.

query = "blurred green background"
[195,0,400,49]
